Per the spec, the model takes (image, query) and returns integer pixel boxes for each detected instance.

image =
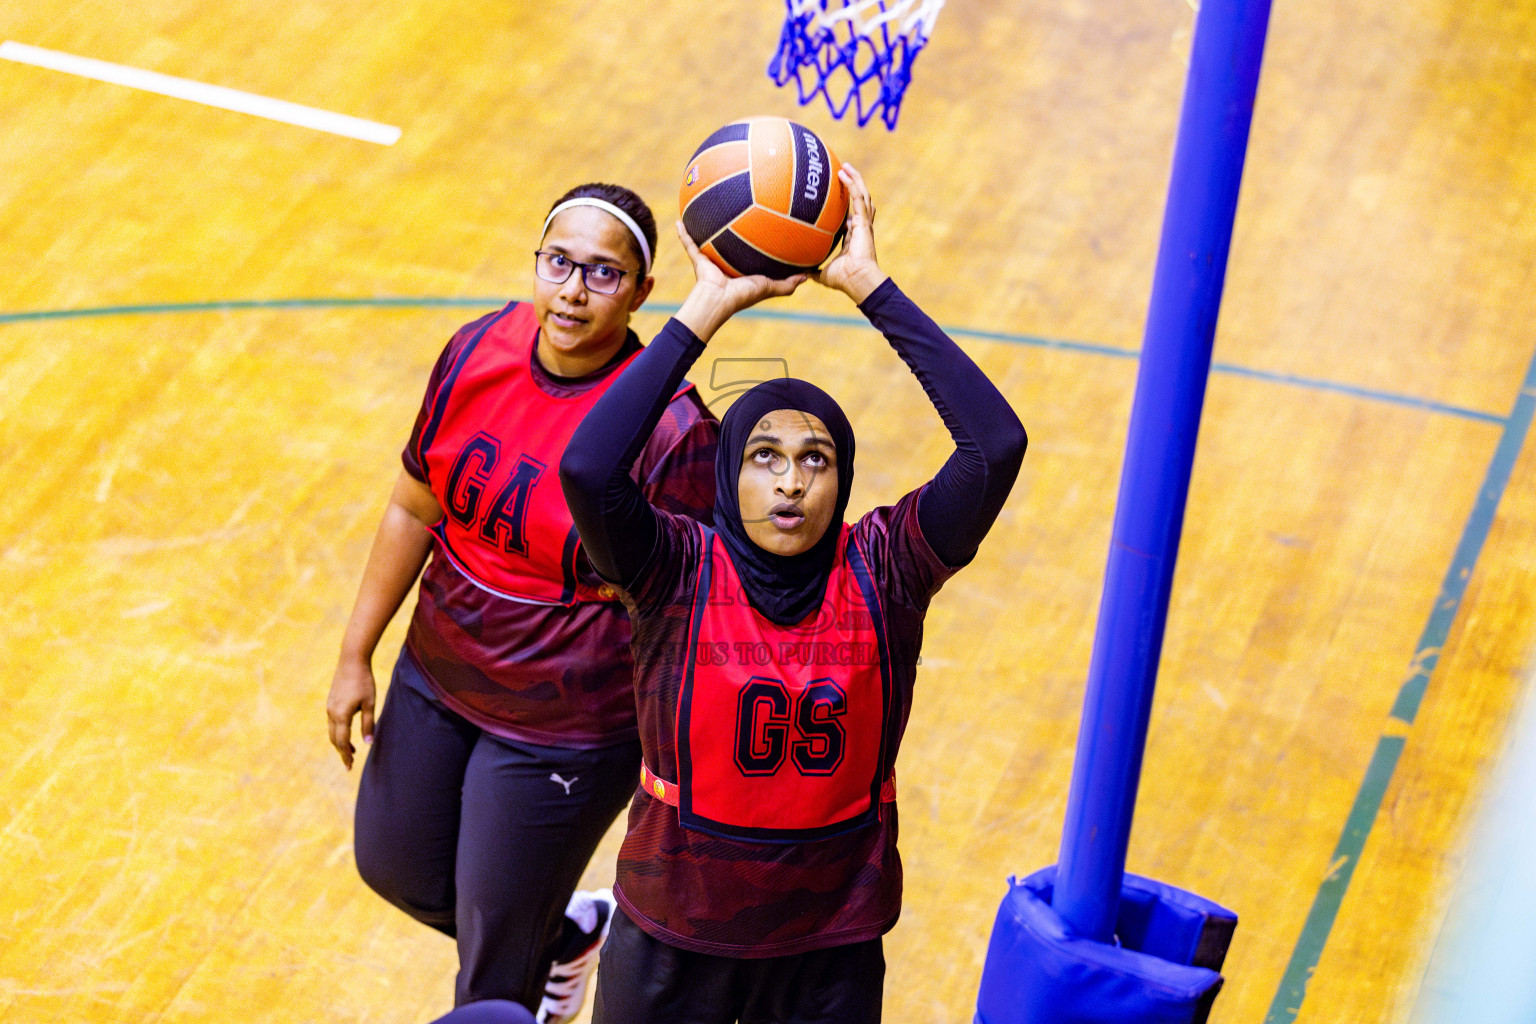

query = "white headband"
[541,197,653,274]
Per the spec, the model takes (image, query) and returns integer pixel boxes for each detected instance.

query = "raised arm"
[864,282,1026,566]
[816,166,1027,567]
[560,226,804,587]
[560,321,707,586]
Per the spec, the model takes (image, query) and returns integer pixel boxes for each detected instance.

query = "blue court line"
[0,296,1507,425]
[1263,344,1536,1023]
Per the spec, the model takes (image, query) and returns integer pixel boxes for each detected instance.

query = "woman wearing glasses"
[326,184,717,1022]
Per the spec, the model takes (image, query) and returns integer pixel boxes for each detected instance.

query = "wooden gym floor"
[2,1,1533,1021]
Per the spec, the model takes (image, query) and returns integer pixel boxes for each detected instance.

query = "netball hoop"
[768,0,946,130]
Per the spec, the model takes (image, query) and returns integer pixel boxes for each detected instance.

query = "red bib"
[669,525,895,842]
[414,303,639,605]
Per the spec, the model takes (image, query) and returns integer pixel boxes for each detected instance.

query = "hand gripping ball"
[680,116,850,279]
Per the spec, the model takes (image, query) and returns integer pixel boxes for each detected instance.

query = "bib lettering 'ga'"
[413,303,645,605]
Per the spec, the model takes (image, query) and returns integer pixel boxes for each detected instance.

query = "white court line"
[0,40,400,145]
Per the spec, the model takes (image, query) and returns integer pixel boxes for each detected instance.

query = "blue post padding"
[974,869,1236,1024]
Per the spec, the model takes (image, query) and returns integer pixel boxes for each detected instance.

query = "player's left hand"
[815,165,889,304]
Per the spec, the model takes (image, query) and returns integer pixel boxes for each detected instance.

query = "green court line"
[0,296,507,321]
[1264,346,1536,1023]
[0,295,1507,425]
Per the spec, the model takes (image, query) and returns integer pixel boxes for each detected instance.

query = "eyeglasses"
[533,250,631,295]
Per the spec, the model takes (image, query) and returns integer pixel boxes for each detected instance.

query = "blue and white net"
[768,0,946,130]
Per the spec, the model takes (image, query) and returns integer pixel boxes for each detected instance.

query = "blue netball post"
[974,0,1272,1020]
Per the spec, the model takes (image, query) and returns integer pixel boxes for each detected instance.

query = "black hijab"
[714,378,856,626]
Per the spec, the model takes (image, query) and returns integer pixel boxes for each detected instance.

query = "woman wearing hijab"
[559,166,1026,1023]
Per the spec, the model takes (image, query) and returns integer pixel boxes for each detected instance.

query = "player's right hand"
[672,220,805,342]
[326,658,377,770]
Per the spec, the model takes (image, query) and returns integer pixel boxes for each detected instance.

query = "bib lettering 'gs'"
[414,303,641,605]
[673,525,896,843]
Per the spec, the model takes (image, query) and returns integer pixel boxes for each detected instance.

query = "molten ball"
[680,116,849,279]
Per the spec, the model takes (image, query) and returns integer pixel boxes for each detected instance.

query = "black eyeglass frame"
[532,250,633,295]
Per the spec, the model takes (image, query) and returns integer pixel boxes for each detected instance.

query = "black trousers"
[593,906,885,1024]
[354,651,640,1008]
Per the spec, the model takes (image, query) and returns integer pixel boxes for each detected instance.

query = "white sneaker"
[536,888,616,1024]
